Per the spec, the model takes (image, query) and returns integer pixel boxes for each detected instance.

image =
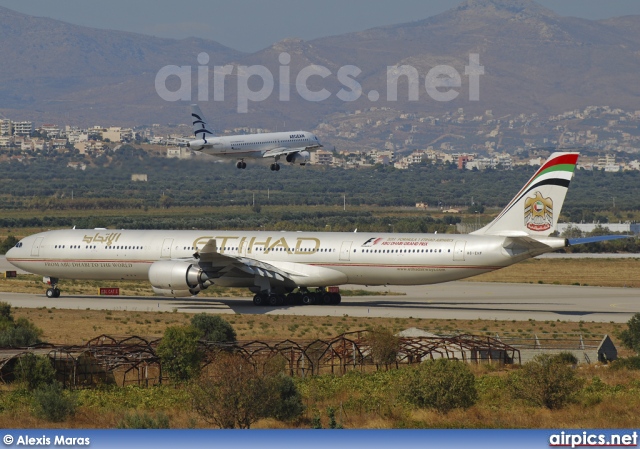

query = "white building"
[310,149,333,165]
[13,121,33,136]
[0,119,12,136]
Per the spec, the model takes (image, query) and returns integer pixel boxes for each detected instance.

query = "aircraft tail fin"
[471,152,579,237]
[191,104,215,139]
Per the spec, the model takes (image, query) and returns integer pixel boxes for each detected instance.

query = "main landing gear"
[46,288,61,298]
[44,276,61,298]
[236,160,247,169]
[270,163,280,171]
[252,288,341,307]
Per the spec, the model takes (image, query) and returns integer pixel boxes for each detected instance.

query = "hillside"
[1,0,640,130]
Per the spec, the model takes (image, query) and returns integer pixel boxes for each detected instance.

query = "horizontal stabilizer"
[568,235,632,246]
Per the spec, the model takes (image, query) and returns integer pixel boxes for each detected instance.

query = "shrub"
[403,359,478,413]
[265,374,305,423]
[190,353,268,429]
[0,236,18,255]
[117,412,170,429]
[0,302,11,321]
[156,326,202,383]
[610,356,640,371]
[619,313,640,354]
[190,353,304,428]
[15,353,57,391]
[509,354,583,409]
[367,327,400,368]
[190,314,236,342]
[0,303,43,347]
[551,351,579,365]
[32,382,77,422]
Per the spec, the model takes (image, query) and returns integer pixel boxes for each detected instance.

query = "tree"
[367,327,400,368]
[190,314,236,342]
[190,352,270,429]
[190,352,303,428]
[508,354,583,409]
[156,326,202,383]
[403,358,478,413]
[620,312,640,355]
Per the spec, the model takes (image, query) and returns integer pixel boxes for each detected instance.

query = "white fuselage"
[188,131,321,159]
[6,229,564,288]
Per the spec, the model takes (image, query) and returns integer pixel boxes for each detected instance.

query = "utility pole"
[343,194,346,211]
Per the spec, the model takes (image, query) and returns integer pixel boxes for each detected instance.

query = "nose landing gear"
[43,277,61,298]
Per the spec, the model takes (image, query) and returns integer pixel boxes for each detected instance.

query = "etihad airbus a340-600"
[187,105,322,171]
[6,152,622,306]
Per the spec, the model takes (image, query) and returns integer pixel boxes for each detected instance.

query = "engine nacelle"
[151,286,198,297]
[286,150,310,164]
[148,260,210,291]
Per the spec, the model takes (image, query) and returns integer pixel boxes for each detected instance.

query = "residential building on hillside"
[13,121,33,136]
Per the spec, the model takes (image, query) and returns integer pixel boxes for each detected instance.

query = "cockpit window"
[14,242,23,248]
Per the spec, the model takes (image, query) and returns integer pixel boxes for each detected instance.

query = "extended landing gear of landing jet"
[270,163,280,171]
[236,160,247,169]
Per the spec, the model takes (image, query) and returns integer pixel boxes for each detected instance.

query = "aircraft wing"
[262,146,316,159]
[193,239,306,286]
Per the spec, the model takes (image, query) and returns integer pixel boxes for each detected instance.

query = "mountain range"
[1,0,640,131]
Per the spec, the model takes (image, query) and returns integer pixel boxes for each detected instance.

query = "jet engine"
[148,260,212,292]
[286,151,310,164]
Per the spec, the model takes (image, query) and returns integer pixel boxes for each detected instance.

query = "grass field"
[468,258,640,288]
[12,306,628,348]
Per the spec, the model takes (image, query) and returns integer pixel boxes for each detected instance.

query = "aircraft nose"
[5,239,26,260]
[5,245,16,259]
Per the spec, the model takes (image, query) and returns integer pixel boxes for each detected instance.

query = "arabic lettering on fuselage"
[82,232,122,246]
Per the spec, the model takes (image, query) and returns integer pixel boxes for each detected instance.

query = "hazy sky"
[1,0,640,53]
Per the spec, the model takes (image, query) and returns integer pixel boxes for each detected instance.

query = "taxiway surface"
[0,282,637,323]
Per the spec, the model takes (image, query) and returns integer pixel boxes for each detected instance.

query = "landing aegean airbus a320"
[6,152,621,306]
[187,105,322,171]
